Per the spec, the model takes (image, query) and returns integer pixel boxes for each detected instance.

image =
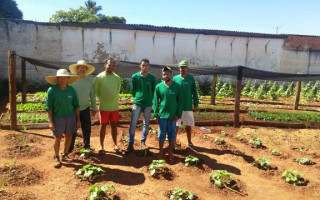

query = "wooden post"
[8,50,17,130]
[21,58,27,103]
[234,66,243,128]
[211,74,217,105]
[294,81,301,110]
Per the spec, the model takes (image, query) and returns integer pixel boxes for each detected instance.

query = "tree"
[0,0,23,19]
[49,1,126,24]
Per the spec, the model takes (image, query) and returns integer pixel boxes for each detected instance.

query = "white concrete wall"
[1,19,319,85]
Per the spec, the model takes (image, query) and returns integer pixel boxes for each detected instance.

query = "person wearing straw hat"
[173,60,199,148]
[94,58,122,155]
[153,66,183,161]
[125,58,157,155]
[45,69,80,168]
[68,60,97,152]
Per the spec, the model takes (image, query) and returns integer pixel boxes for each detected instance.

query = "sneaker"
[140,141,147,149]
[125,145,134,155]
[53,156,61,168]
[61,154,73,162]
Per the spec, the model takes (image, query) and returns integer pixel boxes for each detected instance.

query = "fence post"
[234,66,243,128]
[294,81,301,110]
[211,74,217,105]
[8,50,17,130]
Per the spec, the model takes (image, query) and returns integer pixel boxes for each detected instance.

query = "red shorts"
[99,110,119,124]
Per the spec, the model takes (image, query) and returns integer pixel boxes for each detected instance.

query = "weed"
[148,160,168,177]
[282,170,305,186]
[270,149,280,156]
[202,135,208,139]
[76,164,105,181]
[184,155,200,167]
[209,170,233,188]
[88,184,115,200]
[80,148,93,158]
[234,134,242,141]
[214,136,226,145]
[254,157,271,170]
[74,140,82,148]
[149,128,158,134]
[221,130,227,135]
[170,187,195,200]
[295,157,313,165]
[248,137,263,148]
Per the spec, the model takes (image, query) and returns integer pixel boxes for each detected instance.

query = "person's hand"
[77,120,81,129]
[194,106,198,112]
[49,122,55,131]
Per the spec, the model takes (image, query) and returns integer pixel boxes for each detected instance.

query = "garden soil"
[0,124,320,200]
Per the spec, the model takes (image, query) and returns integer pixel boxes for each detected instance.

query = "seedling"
[149,128,158,134]
[248,137,263,148]
[282,170,306,186]
[202,135,208,139]
[254,157,271,170]
[88,184,115,200]
[209,170,233,188]
[270,149,280,156]
[76,164,105,181]
[148,160,168,177]
[221,130,227,135]
[74,140,82,148]
[234,134,243,141]
[214,136,226,145]
[184,155,200,167]
[79,148,93,158]
[170,187,195,200]
[295,157,313,165]
[22,126,28,132]
[179,124,186,132]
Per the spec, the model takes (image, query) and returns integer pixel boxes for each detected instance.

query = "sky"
[15,0,320,36]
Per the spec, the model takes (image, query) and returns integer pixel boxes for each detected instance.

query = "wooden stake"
[294,81,301,110]
[8,50,17,130]
[211,74,217,105]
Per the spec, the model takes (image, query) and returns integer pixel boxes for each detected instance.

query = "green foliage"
[254,81,267,99]
[17,103,46,111]
[209,170,233,188]
[0,0,23,19]
[295,157,313,165]
[193,111,228,120]
[148,127,158,134]
[241,80,252,97]
[49,1,126,23]
[267,81,279,101]
[282,170,305,186]
[234,134,243,141]
[76,164,105,181]
[120,78,130,94]
[16,113,48,123]
[303,81,319,101]
[195,80,202,96]
[220,130,227,135]
[148,160,168,177]
[198,77,212,96]
[216,79,235,98]
[254,157,271,170]
[80,148,93,158]
[214,136,226,145]
[270,149,280,156]
[184,155,200,167]
[88,184,115,200]
[283,82,295,97]
[170,187,195,200]
[276,83,285,97]
[249,111,320,122]
[248,137,263,148]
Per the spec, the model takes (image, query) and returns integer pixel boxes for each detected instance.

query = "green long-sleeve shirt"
[70,76,96,111]
[131,72,157,107]
[173,74,199,111]
[153,81,183,119]
[94,72,121,111]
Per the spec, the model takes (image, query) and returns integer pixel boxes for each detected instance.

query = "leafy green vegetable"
[282,170,305,186]
[184,155,200,167]
[248,137,263,148]
[88,184,115,200]
[214,136,226,145]
[295,157,313,165]
[148,160,168,177]
[76,164,105,181]
[170,187,195,200]
[254,157,271,170]
[209,170,233,188]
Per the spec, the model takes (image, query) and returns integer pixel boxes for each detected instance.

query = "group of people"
[45,58,199,168]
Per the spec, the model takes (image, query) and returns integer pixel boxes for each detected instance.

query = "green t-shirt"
[131,72,157,107]
[70,76,96,111]
[153,81,183,119]
[173,74,199,111]
[45,85,80,117]
[94,72,121,111]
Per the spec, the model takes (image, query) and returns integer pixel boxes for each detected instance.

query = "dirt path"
[0,125,319,200]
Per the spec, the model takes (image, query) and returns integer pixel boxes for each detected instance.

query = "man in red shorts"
[94,58,122,154]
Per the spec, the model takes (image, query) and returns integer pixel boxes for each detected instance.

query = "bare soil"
[0,124,320,200]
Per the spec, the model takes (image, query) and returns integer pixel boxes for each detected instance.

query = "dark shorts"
[99,110,119,124]
[158,118,176,142]
[52,115,77,136]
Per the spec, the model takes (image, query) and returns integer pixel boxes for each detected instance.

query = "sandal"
[98,149,105,155]
[114,146,122,154]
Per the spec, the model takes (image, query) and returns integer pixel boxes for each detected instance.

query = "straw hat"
[69,60,95,76]
[45,69,79,85]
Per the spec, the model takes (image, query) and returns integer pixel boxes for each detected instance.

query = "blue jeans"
[158,118,176,142]
[69,107,92,152]
[128,104,152,145]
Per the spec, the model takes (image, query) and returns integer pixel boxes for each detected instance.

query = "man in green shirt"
[45,69,80,168]
[68,60,96,152]
[173,60,199,147]
[94,58,122,154]
[125,58,157,154]
[153,66,182,161]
